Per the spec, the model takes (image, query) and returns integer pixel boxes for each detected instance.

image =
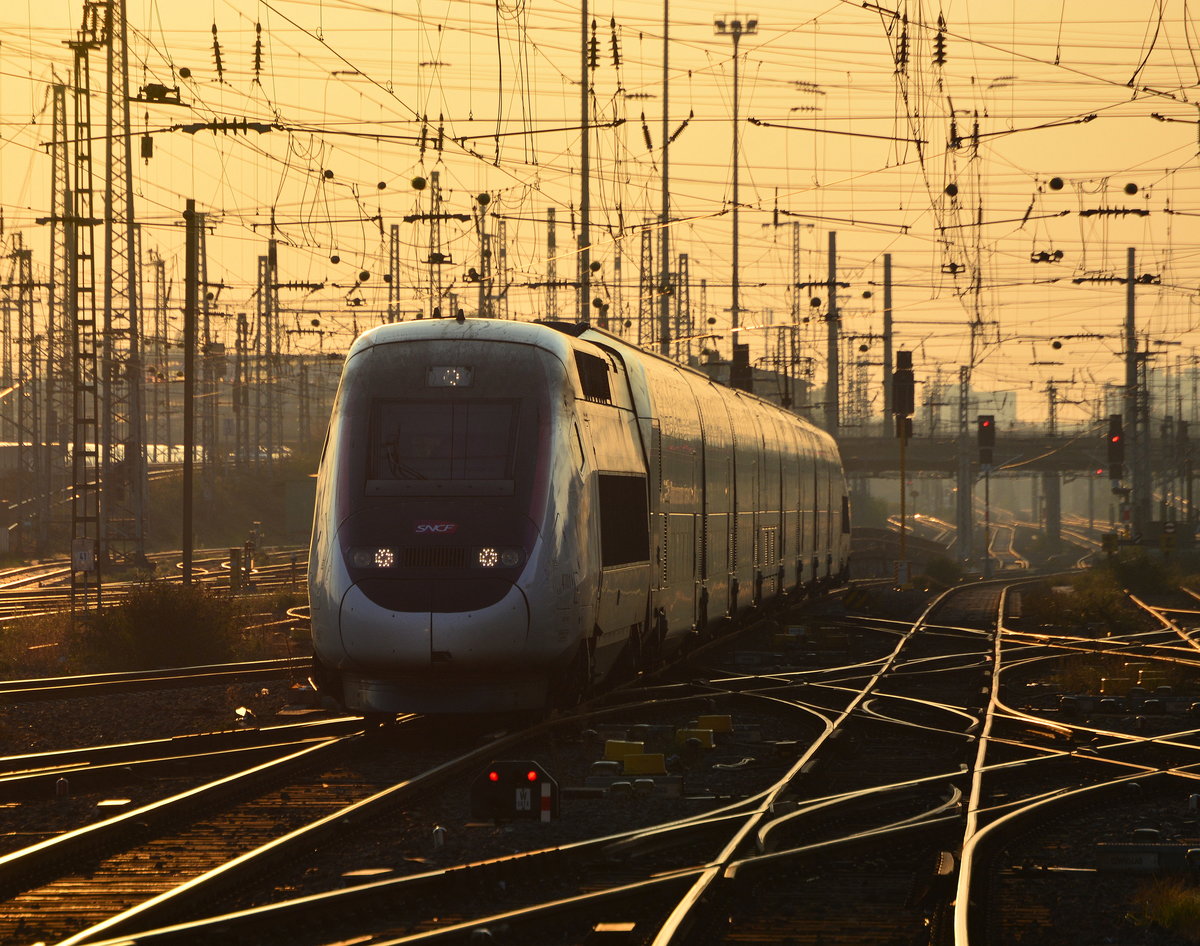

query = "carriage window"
[369,400,517,482]
[598,473,649,566]
[575,351,612,403]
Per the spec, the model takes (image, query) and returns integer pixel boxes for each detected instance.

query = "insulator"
[212,24,224,81]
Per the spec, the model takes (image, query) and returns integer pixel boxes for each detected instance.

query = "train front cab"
[310,327,585,713]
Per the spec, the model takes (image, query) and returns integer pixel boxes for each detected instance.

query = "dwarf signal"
[471,760,558,822]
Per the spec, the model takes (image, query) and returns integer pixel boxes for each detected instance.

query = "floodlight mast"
[714,14,758,338]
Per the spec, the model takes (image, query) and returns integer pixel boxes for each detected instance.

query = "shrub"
[1131,878,1200,942]
[73,581,241,671]
[921,555,963,588]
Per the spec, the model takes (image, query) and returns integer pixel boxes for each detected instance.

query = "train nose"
[338,579,530,667]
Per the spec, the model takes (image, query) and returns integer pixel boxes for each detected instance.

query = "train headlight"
[475,547,523,568]
[349,547,395,568]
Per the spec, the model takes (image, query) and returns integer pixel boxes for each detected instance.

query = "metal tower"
[254,244,280,465]
[10,241,43,552]
[234,312,250,467]
[638,225,654,346]
[145,249,168,461]
[47,82,72,521]
[197,216,219,477]
[387,223,400,322]
[428,171,444,318]
[546,208,558,320]
[100,0,147,566]
[674,253,690,363]
[67,5,105,609]
[497,219,510,320]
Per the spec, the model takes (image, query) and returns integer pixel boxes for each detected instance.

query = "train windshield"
[367,399,519,495]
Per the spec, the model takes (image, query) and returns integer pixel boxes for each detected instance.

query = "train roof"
[344,317,839,452]
[346,317,578,360]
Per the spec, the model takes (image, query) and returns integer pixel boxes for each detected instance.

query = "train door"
[816,436,825,583]
[756,411,782,604]
[731,398,758,616]
[817,456,832,578]
[694,384,733,624]
[780,421,800,593]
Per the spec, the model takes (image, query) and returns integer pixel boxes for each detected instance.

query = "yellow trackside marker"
[603,740,645,761]
[696,714,733,733]
[622,753,667,776]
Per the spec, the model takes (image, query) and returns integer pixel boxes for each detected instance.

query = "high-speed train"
[308,318,849,715]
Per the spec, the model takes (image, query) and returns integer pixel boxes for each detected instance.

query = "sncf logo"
[415,521,458,535]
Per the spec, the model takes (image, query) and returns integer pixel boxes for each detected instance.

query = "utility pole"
[825,230,839,432]
[955,366,973,565]
[234,312,249,467]
[1126,247,1153,535]
[658,0,672,355]
[882,253,893,433]
[147,250,167,461]
[182,200,198,585]
[198,214,219,481]
[475,193,492,317]
[402,171,468,318]
[714,13,757,337]
[579,0,592,323]
[892,350,915,586]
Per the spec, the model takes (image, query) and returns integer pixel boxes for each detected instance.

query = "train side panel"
[310,318,850,715]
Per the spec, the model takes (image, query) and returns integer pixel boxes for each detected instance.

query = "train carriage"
[308,317,849,714]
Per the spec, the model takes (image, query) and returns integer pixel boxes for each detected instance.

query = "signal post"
[1107,414,1128,536]
[892,351,915,587]
[977,415,995,578]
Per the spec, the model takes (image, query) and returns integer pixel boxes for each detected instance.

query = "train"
[307,317,850,715]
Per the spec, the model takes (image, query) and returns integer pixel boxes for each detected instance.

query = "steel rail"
[952,580,1200,945]
[646,582,966,946]
[0,656,311,702]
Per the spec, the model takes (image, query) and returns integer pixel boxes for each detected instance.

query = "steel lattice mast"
[101,0,147,566]
[67,4,105,610]
[47,82,72,539]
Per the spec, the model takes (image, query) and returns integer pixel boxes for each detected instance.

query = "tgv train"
[308,318,850,715]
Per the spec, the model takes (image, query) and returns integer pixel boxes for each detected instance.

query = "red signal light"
[526,770,538,782]
[488,771,499,782]
[981,419,991,428]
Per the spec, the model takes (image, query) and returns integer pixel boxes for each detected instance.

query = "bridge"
[837,432,1114,476]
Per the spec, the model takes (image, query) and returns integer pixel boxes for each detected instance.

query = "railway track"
[0,547,310,621]
[10,576,1199,945]
[0,582,999,945]
[0,656,312,703]
[954,581,1200,945]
